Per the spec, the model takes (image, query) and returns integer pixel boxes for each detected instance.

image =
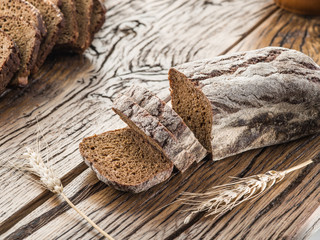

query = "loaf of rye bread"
[0,0,105,92]
[169,47,320,160]
[80,47,320,193]
[0,30,20,94]
[112,93,204,172]
[0,16,41,86]
[79,128,173,193]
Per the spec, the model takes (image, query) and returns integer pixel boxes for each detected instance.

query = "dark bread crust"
[0,16,41,86]
[124,86,207,163]
[28,0,64,74]
[169,47,320,160]
[0,30,20,94]
[79,128,173,193]
[113,94,198,172]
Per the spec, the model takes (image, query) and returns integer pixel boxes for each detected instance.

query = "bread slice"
[112,94,198,172]
[169,47,320,160]
[124,86,207,163]
[79,128,173,193]
[55,0,79,48]
[90,0,106,37]
[27,0,64,74]
[72,0,93,52]
[0,16,41,85]
[0,30,20,94]
[0,0,46,38]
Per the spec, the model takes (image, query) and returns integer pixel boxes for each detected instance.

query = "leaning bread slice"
[125,86,207,163]
[113,94,197,172]
[0,0,46,38]
[55,0,79,48]
[0,16,41,85]
[27,0,64,74]
[0,30,20,94]
[72,0,93,52]
[169,47,320,160]
[79,128,173,193]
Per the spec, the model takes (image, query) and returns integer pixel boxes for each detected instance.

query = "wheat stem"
[60,192,115,240]
[283,160,313,174]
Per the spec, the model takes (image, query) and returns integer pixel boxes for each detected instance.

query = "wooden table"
[1,0,319,239]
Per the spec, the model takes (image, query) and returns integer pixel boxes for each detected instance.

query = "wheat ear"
[180,159,313,224]
[22,147,115,240]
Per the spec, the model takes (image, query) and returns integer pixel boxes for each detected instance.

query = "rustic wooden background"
[0,0,319,239]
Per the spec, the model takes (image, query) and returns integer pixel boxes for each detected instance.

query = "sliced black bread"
[0,0,46,38]
[169,47,320,160]
[72,0,93,52]
[112,94,197,172]
[90,0,106,37]
[27,0,64,74]
[55,0,79,48]
[124,86,207,163]
[79,128,173,193]
[0,16,41,85]
[0,30,20,94]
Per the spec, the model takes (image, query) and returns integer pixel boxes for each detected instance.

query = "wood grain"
[2,135,320,239]
[0,0,276,234]
[4,0,320,239]
[231,8,320,59]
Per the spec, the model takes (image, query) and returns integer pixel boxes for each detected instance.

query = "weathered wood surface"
[1,0,320,239]
[0,0,275,231]
[2,138,320,239]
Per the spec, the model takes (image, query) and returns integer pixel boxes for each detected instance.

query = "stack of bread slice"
[80,86,208,193]
[0,0,106,95]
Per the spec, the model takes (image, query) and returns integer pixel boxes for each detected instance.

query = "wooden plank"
[2,135,319,239]
[4,7,320,240]
[0,0,276,233]
[231,8,320,58]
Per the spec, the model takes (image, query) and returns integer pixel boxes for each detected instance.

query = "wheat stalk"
[20,147,115,240]
[180,160,314,224]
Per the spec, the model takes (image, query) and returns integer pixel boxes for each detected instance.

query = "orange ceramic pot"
[274,0,320,15]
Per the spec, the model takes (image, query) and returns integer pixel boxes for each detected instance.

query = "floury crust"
[170,47,320,160]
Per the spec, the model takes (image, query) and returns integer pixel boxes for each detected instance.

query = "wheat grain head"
[21,147,63,194]
[180,159,313,224]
